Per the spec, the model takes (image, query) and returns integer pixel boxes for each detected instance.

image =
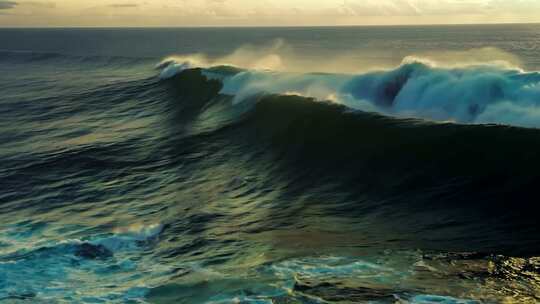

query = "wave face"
[157,68,540,254]
[2,26,540,303]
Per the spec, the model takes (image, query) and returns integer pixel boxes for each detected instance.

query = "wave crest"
[157,52,540,128]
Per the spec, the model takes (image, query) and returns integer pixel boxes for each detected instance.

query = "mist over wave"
[158,39,523,73]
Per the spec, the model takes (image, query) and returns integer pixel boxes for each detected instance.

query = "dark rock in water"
[293,279,400,302]
[74,243,113,260]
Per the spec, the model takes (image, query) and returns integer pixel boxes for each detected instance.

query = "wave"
[155,68,540,256]
[159,54,540,129]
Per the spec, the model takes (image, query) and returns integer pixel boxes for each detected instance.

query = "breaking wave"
[159,53,540,128]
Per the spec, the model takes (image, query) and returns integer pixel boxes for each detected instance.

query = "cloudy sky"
[1,0,539,27]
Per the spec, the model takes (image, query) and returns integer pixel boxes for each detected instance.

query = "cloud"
[339,0,421,16]
[486,0,540,12]
[0,0,17,10]
[335,0,492,17]
[24,1,56,9]
[108,3,139,8]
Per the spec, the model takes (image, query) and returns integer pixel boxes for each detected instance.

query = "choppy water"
[1,25,540,303]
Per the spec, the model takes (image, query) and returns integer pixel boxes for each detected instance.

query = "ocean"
[1,25,540,303]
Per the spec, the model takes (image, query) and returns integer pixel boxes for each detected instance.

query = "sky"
[1,0,540,27]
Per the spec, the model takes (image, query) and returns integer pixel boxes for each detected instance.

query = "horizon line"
[1,21,539,29]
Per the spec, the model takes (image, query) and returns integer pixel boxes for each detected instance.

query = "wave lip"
[158,60,197,79]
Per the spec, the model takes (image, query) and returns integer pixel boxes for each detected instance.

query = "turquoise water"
[1,25,540,303]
